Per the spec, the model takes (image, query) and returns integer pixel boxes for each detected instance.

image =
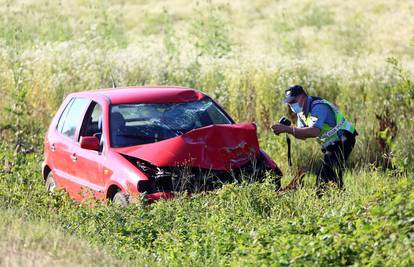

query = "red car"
[42,86,282,205]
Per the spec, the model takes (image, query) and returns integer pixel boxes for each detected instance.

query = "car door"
[49,97,73,188]
[52,97,90,198]
[73,101,106,200]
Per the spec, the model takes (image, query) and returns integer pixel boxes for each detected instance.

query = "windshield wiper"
[116,133,158,139]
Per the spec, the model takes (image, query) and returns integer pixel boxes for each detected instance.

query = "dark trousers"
[316,132,356,195]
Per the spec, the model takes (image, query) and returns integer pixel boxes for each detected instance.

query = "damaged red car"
[42,86,282,205]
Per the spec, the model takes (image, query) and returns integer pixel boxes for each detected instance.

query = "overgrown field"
[0,0,414,265]
[1,148,414,265]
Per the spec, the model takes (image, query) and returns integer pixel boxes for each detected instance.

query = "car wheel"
[45,172,57,192]
[113,191,129,207]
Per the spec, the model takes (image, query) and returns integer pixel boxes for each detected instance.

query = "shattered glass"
[110,98,232,147]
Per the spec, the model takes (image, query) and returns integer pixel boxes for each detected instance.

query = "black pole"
[286,135,292,167]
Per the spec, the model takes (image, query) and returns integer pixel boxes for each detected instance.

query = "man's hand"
[271,124,289,135]
[271,123,320,139]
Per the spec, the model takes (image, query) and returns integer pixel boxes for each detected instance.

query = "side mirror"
[80,136,100,151]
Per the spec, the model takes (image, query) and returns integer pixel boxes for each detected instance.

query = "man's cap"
[284,85,305,103]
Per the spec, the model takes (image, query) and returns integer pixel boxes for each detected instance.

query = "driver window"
[79,101,103,144]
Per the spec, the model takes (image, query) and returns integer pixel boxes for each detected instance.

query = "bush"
[0,144,412,265]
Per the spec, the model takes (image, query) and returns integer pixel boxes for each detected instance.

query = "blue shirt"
[297,96,336,130]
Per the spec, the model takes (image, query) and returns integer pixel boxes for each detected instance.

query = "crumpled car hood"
[113,123,260,170]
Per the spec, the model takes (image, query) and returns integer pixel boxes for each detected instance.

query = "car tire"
[113,191,129,207]
[45,172,57,192]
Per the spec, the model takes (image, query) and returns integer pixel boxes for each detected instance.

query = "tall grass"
[0,145,412,265]
[1,0,413,170]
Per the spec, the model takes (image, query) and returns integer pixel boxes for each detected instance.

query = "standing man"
[271,85,357,194]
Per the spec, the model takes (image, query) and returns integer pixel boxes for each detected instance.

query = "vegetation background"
[0,0,413,265]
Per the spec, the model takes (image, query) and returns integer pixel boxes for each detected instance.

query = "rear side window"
[57,98,89,140]
[57,98,74,134]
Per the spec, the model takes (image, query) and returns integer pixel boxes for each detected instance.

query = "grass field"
[0,0,413,265]
[0,209,125,266]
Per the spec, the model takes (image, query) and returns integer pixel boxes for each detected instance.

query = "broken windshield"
[110,98,232,147]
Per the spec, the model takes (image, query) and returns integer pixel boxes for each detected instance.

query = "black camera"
[279,116,292,126]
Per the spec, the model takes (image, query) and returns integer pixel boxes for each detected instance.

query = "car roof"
[69,86,206,104]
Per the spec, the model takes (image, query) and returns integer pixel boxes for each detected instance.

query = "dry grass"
[0,209,125,267]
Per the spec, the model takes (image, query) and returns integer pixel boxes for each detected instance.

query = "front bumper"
[145,192,175,202]
[137,154,281,195]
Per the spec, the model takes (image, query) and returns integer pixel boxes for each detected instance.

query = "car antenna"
[111,74,117,88]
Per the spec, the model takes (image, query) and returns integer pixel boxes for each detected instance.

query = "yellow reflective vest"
[298,98,356,148]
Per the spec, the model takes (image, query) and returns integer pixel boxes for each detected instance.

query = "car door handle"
[70,153,77,162]
[50,144,56,152]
